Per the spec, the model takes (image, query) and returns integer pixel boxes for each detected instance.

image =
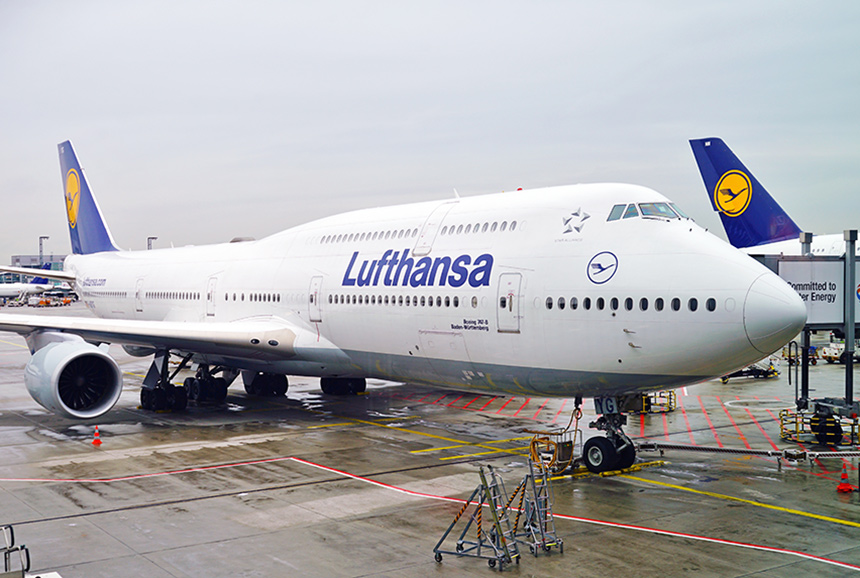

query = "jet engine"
[24,339,123,419]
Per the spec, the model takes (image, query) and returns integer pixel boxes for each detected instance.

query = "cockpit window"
[622,204,639,219]
[638,203,679,219]
[607,204,626,221]
[670,203,691,219]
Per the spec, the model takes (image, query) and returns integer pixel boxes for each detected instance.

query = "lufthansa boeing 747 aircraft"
[0,141,806,472]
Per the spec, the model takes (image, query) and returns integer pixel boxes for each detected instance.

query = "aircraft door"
[412,201,457,257]
[134,278,144,313]
[206,277,218,317]
[309,276,323,322]
[497,273,522,333]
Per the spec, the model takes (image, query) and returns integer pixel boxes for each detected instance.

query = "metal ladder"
[433,465,520,570]
[1,525,30,578]
[517,460,563,556]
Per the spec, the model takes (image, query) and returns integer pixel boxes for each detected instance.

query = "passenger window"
[453,296,459,307]
[422,296,427,306]
[639,298,648,311]
[546,297,553,310]
[610,297,619,310]
[623,204,639,219]
[625,297,633,311]
[491,222,498,232]
[671,298,681,311]
[482,223,489,233]
[607,204,626,221]
[500,221,508,232]
[558,297,565,310]
[472,296,479,308]
[689,298,698,312]
[441,226,447,235]
[597,297,605,310]
[570,297,578,310]
[511,221,518,231]
[655,298,664,311]
[584,297,591,310]
[445,296,451,307]
[436,296,442,307]
[706,297,716,312]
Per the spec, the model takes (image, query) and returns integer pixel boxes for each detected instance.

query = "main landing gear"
[140,352,243,412]
[320,377,366,396]
[582,395,638,473]
[241,370,289,397]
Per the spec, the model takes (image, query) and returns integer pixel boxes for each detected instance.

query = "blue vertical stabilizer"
[58,141,120,255]
[690,137,801,249]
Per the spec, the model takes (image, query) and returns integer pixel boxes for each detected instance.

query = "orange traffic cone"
[92,426,102,447]
[837,462,853,493]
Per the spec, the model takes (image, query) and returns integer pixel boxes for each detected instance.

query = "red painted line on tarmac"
[0,456,296,484]
[662,413,670,441]
[495,397,515,414]
[431,393,448,404]
[445,394,464,407]
[743,407,780,452]
[677,395,697,445]
[512,398,531,417]
[477,396,498,411]
[639,413,646,438]
[461,396,482,410]
[290,458,860,573]
[416,394,432,403]
[698,396,724,448]
[531,399,549,420]
[551,399,568,424]
[717,396,750,450]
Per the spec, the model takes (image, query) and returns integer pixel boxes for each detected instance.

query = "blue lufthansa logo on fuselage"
[587,252,618,285]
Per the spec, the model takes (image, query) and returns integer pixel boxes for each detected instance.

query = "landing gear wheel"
[140,387,152,411]
[190,378,208,403]
[211,377,229,401]
[152,387,167,411]
[172,385,188,411]
[583,437,618,473]
[616,442,636,470]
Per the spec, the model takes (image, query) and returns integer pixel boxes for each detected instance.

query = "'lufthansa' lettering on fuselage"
[342,249,493,288]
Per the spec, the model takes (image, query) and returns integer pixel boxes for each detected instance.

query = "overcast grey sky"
[1,1,858,261]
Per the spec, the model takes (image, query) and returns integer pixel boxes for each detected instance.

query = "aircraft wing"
[0,265,76,284]
[0,313,350,365]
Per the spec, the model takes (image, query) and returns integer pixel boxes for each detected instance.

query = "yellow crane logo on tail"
[65,169,81,228]
[714,170,752,217]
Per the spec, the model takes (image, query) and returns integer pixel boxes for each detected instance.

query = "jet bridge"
[758,230,860,444]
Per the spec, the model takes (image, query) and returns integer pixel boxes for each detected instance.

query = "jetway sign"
[778,259,860,326]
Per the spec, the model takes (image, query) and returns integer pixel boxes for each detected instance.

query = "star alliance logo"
[563,208,590,234]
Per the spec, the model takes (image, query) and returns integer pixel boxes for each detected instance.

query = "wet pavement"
[1,303,860,577]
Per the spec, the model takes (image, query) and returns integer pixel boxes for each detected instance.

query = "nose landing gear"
[582,395,638,473]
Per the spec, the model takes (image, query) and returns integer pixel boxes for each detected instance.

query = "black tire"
[212,377,229,401]
[183,377,196,400]
[191,378,208,403]
[269,375,288,397]
[172,386,188,411]
[320,378,350,395]
[349,378,367,394]
[434,553,442,563]
[583,437,619,473]
[140,388,152,411]
[152,387,167,411]
[616,442,636,470]
[811,414,843,445]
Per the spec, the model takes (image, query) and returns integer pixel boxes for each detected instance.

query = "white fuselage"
[63,184,806,398]
[746,234,860,257]
[0,283,52,299]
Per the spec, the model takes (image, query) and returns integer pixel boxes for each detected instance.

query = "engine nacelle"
[25,340,123,419]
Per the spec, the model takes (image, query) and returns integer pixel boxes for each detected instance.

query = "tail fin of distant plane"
[29,263,52,285]
[58,141,120,255]
[689,137,802,249]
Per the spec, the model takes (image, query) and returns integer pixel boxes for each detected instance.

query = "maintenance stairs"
[514,459,563,556]
[1,525,29,578]
[433,465,521,570]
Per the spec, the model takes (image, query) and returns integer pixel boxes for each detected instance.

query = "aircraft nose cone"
[744,273,807,354]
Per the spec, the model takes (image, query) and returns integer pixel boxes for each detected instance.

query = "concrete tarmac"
[1,303,860,577]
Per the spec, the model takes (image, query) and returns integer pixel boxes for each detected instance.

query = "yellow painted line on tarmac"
[411,444,467,454]
[439,446,530,460]
[0,339,26,349]
[622,474,860,529]
[410,435,533,454]
[307,422,356,429]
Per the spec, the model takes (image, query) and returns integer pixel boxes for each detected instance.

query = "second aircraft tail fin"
[58,141,120,255]
[689,137,802,249]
